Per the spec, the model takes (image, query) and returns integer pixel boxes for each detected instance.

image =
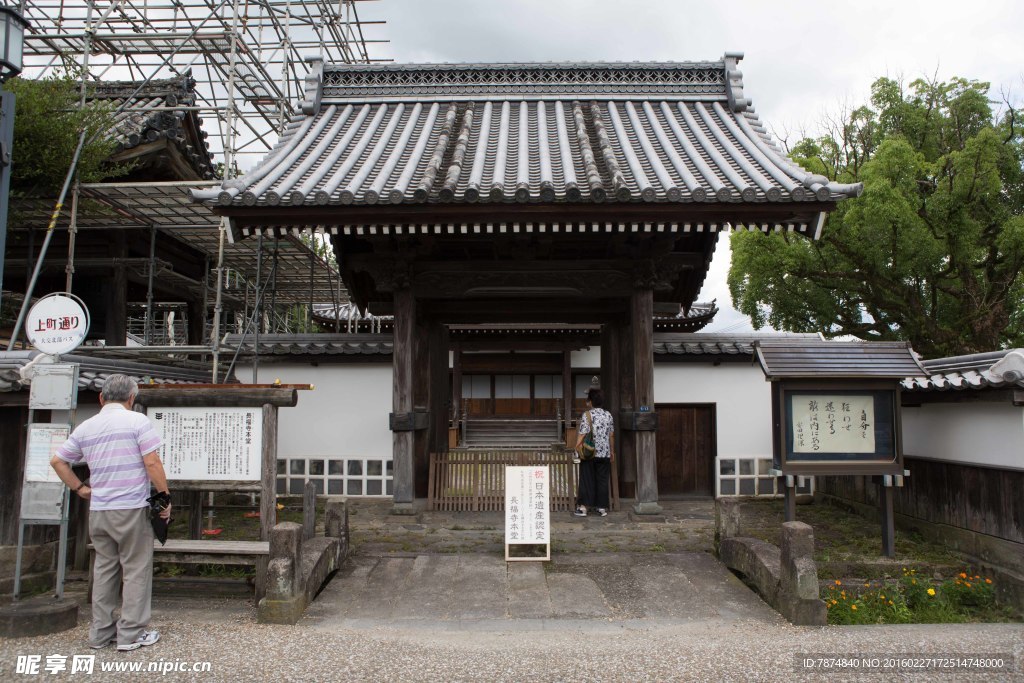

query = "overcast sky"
[354,0,1024,332]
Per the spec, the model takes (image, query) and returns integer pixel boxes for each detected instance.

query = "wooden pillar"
[107,233,128,346]
[391,286,416,513]
[631,287,661,514]
[452,342,462,420]
[562,345,573,427]
[429,323,449,455]
[187,298,205,345]
[412,318,431,498]
[617,316,637,499]
[260,403,278,541]
[600,322,622,497]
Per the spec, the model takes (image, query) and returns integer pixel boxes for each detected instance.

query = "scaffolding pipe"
[144,225,156,345]
[64,183,80,293]
[253,233,262,383]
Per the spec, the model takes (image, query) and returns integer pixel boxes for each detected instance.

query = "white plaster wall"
[238,363,394,461]
[571,347,600,368]
[654,363,773,459]
[902,402,1024,470]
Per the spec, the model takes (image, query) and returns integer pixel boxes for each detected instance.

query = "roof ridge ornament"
[723,52,750,113]
[300,55,325,115]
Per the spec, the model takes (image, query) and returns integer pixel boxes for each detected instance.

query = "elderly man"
[50,374,171,652]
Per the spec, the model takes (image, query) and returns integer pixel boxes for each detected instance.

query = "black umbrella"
[146,491,172,545]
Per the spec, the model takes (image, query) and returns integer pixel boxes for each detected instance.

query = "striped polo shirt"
[55,403,163,511]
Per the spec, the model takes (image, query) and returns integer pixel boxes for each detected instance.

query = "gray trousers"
[89,507,153,647]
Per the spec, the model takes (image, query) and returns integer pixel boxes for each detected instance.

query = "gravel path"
[2,593,1021,682]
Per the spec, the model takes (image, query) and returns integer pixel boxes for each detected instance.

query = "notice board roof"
[754,340,927,380]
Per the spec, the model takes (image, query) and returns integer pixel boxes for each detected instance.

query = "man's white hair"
[101,374,139,403]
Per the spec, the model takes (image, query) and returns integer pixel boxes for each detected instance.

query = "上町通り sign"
[26,293,90,355]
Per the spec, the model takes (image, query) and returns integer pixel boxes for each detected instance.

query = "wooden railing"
[428,446,579,512]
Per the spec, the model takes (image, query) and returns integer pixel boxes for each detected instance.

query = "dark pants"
[577,458,610,509]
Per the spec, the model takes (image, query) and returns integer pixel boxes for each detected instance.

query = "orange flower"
[851,605,857,611]
[960,572,967,579]
[966,582,972,588]
[985,578,992,585]
[835,580,842,586]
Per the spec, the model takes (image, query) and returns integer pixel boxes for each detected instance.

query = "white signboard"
[25,423,70,483]
[792,394,875,453]
[26,293,90,355]
[150,407,263,481]
[505,466,550,561]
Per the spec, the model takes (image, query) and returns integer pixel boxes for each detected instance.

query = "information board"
[25,423,70,483]
[150,407,262,481]
[790,394,875,453]
[505,466,550,561]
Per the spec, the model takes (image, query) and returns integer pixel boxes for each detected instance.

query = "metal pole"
[64,183,80,292]
[55,488,70,599]
[0,88,16,319]
[253,234,262,383]
[7,132,88,351]
[308,248,314,330]
[144,225,156,345]
[210,218,228,382]
[270,238,278,332]
[201,255,210,343]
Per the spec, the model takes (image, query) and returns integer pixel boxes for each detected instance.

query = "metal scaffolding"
[11,0,384,377]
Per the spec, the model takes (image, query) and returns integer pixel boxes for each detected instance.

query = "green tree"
[6,73,131,221]
[729,76,1024,357]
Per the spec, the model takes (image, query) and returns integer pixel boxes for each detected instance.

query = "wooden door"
[655,404,715,496]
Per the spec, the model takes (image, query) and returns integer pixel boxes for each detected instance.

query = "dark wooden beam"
[390,286,416,511]
[631,287,661,514]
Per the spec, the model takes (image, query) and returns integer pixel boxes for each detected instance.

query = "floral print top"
[579,408,614,459]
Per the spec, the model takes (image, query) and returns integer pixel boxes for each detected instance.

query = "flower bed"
[824,569,1014,624]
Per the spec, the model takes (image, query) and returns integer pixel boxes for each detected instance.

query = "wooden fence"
[428,447,580,512]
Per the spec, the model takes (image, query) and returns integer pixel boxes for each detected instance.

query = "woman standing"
[574,387,614,517]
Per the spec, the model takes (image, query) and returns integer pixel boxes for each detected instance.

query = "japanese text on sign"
[505,466,550,545]
[792,394,875,453]
[149,408,262,481]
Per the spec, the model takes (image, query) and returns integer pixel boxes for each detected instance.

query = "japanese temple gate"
[194,55,861,513]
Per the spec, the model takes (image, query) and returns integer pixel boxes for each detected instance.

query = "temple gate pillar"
[616,314,637,499]
[600,321,623,494]
[630,285,661,514]
[390,285,417,514]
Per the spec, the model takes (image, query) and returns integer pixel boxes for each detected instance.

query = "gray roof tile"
[902,348,1024,392]
[192,58,862,210]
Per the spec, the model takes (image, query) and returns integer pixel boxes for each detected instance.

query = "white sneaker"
[573,506,587,517]
[117,630,160,652]
[596,508,608,517]
[89,638,116,650]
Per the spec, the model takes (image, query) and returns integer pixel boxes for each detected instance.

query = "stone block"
[302,481,316,541]
[256,595,305,625]
[325,500,348,541]
[0,597,78,637]
[270,522,303,566]
[715,498,743,552]
[265,557,295,601]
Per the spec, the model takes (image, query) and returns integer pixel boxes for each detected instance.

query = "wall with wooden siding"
[903,403,1024,470]
[654,363,771,460]
[818,456,1024,545]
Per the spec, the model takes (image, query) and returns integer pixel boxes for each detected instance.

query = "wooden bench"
[88,539,271,600]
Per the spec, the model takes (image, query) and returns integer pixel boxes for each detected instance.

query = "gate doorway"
[655,404,716,497]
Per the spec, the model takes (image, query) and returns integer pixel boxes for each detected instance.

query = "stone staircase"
[462,417,562,448]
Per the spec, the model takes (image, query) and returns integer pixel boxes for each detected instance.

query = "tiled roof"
[224,334,393,356]
[654,332,821,356]
[192,56,861,220]
[0,351,219,393]
[755,340,927,379]
[93,73,216,180]
[902,349,1024,392]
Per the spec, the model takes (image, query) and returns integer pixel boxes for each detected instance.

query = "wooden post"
[187,298,205,346]
[601,323,621,511]
[260,403,278,541]
[429,323,449,455]
[451,342,462,428]
[879,479,895,557]
[631,287,661,515]
[188,491,203,540]
[302,480,316,541]
[107,234,128,346]
[391,286,416,513]
[783,477,796,522]
[561,345,572,429]
[413,319,431,498]
[617,317,637,499]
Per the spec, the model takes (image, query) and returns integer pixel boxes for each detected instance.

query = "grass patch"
[825,568,1017,624]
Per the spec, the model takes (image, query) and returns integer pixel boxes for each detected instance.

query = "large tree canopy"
[728,77,1024,357]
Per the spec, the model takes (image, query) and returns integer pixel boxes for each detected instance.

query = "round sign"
[26,293,91,355]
